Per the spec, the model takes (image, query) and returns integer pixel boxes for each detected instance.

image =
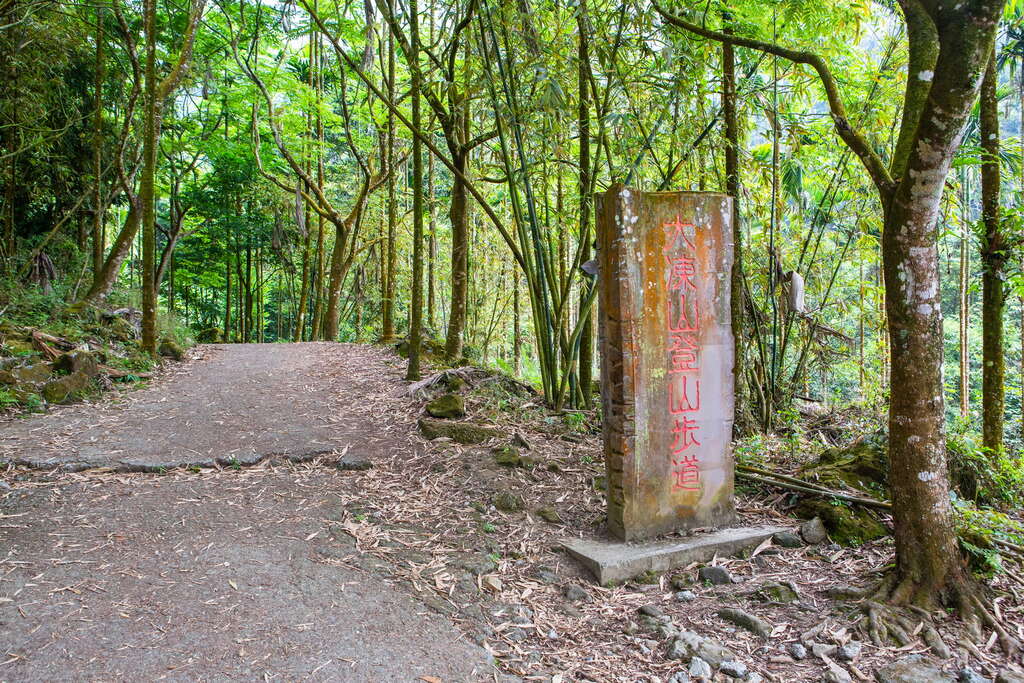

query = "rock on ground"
[876,656,956,683]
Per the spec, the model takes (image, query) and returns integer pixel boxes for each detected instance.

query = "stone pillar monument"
[596,185,735,541]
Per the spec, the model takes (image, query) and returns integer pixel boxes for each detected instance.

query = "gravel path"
[0,343,498,681]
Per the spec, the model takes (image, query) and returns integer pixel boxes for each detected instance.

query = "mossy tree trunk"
[979,44,1005,455]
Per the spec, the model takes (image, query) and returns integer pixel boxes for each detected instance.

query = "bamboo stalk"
[736,467,892,510]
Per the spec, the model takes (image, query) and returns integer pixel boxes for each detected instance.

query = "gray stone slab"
[562,525,786,584]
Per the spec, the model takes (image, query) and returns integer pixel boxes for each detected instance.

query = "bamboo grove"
[6,1,1024,412]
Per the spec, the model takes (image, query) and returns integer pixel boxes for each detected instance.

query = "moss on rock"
[794,498,886,546]
[418,417,502,444]
[53,351,98,377]
[802,432,888,495]
[42,371,92,404]
[425,393,465,419]
[158,340,185,361]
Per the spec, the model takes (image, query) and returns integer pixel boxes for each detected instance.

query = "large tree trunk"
[883,194,969,604]
[979,44,1004,454]
[879,17,995,600]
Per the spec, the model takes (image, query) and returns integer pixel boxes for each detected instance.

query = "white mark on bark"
[918,471,936,482]
[917,70,934,82]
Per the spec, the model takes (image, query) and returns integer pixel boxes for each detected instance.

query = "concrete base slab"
[561,526,786,585]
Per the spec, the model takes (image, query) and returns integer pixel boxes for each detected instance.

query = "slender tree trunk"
[244,239,253,342]
[427,150,436,332]
[224,256,232,342]
[1019,70,1024,443]
[140,0,159,354]
[513,267,521,375]
[723,22,748,432]
[294,199,312,341]
[959,173,970,419]
[381,8,397,341]
[406,0,423,380]
[92,5,106,276]
[577,5,593,405]
[980,44,1004,453]
[0,0,19,265]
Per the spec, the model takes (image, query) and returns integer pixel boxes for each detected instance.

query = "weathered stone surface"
[335,453,372,471]
[800,516,828,544]
[492,445,537,469]
[564,584,588,602]
[675,590,696,602]
[53,351,99,377]
[812,642,837,659]
[596,186,735,541]
[787,642,807,660]
[797,499,886,546]
[719,660,747,678]
[717,607,771,639]
[42,371,91,404]
[460,555,496,576]
[825,662,854,683]
[668,630,736,668]
[492,490,523,512]
[688,657,713,679]
[875,656,955,683]
[773,531,803,548]
[562,526,782,585]
[699,565,734,585]
[536,506,561,523]
[425,393,465,419]
[757,581,799,603]
[836,640,862,662]
[2,363,52,387]
[418,417,502,444]
[957,668,990,683]
[639,604,664,619]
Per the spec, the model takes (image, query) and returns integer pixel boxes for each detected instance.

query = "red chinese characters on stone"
[664,216,701,492]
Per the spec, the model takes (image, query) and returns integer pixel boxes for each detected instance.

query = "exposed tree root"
[860,571,1019,657]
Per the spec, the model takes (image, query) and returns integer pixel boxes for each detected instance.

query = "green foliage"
[947,424,1024,508]
[955,495,1024,577]
[0,388,20,409]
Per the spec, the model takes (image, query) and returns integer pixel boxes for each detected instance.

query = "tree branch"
[651,1,895,197]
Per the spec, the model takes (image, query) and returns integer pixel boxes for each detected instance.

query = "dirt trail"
[0,343,498,681]
[0,343,377,471]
